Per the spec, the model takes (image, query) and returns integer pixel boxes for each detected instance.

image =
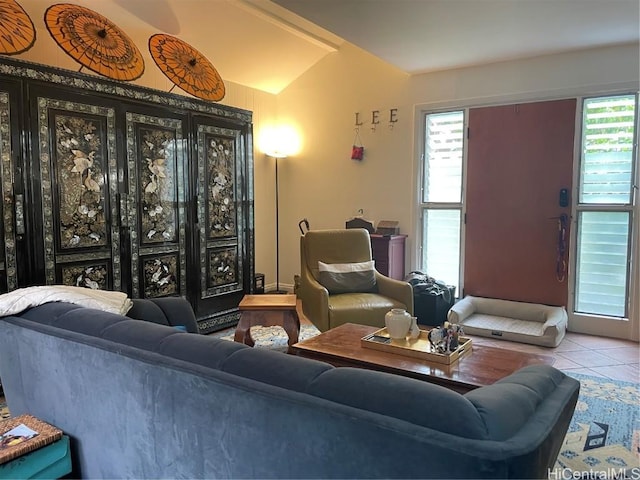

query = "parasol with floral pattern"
[44,3,144,81]
[148,33,225,102]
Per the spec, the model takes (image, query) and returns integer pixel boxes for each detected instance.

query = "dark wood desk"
[290,323,555,393]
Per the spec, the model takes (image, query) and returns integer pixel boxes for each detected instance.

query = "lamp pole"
[275,155,281,293]
[271,152,287,293]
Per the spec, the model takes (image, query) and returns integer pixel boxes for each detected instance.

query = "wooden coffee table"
[290,323,555,393]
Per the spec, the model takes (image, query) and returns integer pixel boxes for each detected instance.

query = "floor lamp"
[269,151,287,294]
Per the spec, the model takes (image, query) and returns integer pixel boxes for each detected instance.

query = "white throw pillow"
[318,260,377,294]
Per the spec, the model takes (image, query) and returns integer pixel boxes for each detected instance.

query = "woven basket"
[0,415,62,465]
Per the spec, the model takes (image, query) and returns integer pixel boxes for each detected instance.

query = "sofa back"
[0,303,579,479]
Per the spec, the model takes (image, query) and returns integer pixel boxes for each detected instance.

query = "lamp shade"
[264,150,287,159]
[260,125,300,158]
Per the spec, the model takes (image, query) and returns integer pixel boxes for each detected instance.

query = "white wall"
[275,42,640,296]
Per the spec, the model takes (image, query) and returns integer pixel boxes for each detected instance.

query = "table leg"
[283,311,300,346]
[233,314,255,347]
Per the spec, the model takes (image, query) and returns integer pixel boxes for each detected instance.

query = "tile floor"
[465,331,639,383]
[294,302,640,384]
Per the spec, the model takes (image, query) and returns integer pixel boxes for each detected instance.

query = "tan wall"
[271,44,412,290]
[276,42,640,294]
[12,20,639,315]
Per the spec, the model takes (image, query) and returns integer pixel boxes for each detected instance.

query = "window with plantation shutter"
[575,94,637,318]
[420,111,464,292]
[424,112,464,203]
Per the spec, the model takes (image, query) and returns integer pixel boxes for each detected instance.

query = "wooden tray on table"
[361,327,472,365]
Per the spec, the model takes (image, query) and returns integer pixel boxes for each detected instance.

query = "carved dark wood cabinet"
[0,58,254,333]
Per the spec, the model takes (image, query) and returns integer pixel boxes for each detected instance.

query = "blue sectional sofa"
[0,299,579,479]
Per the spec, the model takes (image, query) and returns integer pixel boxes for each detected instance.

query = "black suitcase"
[405,272,456,327]
[413,285,456,327]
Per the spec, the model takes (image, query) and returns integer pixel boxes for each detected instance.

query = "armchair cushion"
[328,293,407,329]
[318,260,377,294]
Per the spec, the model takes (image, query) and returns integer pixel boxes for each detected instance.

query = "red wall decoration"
[464,99,576,307]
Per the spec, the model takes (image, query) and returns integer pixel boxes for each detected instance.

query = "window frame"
[417,108,468,294]
[415,93,638,340]
[568,92,639,327]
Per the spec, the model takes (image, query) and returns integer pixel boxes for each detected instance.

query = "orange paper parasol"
[149,33,225,102]
[44,3,144,81]
[0,0,36,55]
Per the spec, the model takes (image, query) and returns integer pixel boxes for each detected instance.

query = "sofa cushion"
[40,304,127,336]
[127,299,171,326]
[20,302,84,325]
[157,333,248,369]
[318,260,377,294]
[464,364,565,440]
[220,348,334,392]
[127,298,199,333]
[101,319,180,351]
[306,367,488,439]
[15,301,331,394]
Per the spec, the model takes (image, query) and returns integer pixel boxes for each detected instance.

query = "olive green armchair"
[298,228,414,332]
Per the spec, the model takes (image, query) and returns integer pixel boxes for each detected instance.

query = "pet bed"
[447,295,567,347]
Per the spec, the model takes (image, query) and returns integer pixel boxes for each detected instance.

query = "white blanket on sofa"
[0,286,133,317]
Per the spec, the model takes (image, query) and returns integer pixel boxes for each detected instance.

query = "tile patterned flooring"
[293,302,639,383]
[465,331,639,383]
[292,301,639,384]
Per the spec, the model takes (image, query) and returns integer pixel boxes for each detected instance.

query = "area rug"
[210,323,321,352]
[0,398,9,420]
[552,373,639,477]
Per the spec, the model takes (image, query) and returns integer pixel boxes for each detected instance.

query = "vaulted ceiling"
[16,0,640,95]
[271,0,640,75]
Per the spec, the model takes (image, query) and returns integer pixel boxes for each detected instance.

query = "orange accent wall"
[464,99,576,307]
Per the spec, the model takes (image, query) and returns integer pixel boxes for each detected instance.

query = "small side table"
[234,294,300,347]
[0,415,72,479]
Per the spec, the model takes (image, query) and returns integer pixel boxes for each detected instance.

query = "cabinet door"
[191,118,252,331]
[124,112,187,298]
[31,94,122,289]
